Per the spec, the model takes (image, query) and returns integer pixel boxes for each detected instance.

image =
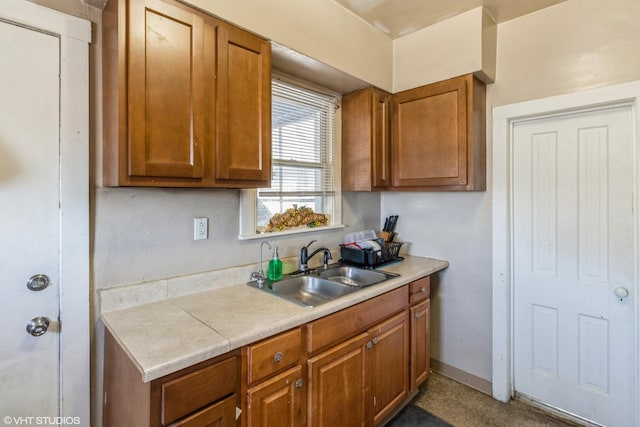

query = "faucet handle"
[304,240,317,249]
[323,250,333,267]
[250,270,268,287]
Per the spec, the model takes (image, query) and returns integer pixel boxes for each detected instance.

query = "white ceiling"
[332,0,567,38]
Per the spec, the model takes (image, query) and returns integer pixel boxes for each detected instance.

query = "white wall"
[383,0,640,386]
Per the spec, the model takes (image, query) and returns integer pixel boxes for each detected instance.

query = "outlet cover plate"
[194,217,208,240]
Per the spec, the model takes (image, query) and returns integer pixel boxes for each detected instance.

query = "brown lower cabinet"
[306,311,410,427]
[103,331,240,426]
[103,276,431,427]
[409,276,431,393]
[307,332,370,426]
[369,311,410,425]
[246,365,305,426]
[170,395,236,427]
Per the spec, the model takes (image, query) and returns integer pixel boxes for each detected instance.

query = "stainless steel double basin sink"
[247,265,399,307]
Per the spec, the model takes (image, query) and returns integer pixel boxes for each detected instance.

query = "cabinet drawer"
[161,356,238,425]
[307,286,407,354]
[409,276,430,304]
[168,393,236,427]
[247,327,302,384]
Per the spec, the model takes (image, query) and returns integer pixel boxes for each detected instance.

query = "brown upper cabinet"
[103,0,271,188]
[342,74,486,192]
[342,87,392,191]
[392,74,486,191]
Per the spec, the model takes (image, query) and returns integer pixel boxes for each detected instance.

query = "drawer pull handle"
[295,378,303,389]
[274,351,283,363]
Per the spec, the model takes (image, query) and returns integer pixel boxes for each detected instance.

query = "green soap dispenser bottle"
[268,246,283,280]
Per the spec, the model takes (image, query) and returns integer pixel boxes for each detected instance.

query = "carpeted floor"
[410,373,580,427]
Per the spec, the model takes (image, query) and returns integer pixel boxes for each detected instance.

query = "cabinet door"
[169,394,236,427]
[393,76,467,188]
[369,311,409,426]
[410,299,430,391]
[392,74,486,191]
[371,89,392,189]
[342,87,391,191]
[247,365,305,427]
[216,24,271,183]
[128,0,205,179]
[307,333,369,427]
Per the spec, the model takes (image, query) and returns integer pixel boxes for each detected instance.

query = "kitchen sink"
[266,276,355,307]
[247,264,399,307]
[318,265,396,287]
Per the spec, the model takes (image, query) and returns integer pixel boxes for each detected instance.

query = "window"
[239,76,342,239]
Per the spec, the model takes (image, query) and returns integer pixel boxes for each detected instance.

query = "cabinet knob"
[295,378,303,389]
[366,341,373,349]
[273,351,283,363]
[372,337,378,345]
[420,287,426,293]
[415,311,423,318]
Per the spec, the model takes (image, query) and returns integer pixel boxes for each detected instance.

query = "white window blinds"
[256,78,338,229]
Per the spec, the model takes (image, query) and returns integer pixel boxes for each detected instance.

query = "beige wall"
[382,0,640,386]
[186,0,393,91]
[492,0,640,107]
[393,7,496,92]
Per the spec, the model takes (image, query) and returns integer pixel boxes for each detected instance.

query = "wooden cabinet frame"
[103,330,241,427]
[342,74,486,192]
[102,0,271,188]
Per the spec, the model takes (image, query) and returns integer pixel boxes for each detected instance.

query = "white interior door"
[0,20,61,417]
[513,105,636,426]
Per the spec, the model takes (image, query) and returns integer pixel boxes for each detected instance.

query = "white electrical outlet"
[194,217,208,240]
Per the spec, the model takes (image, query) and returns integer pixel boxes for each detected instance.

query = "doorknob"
[614,287,629,302]
[26,316,50,337]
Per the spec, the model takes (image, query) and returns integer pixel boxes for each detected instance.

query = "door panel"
[128,0,205,179]
[307,333,369,427]
[369,311,409,426]
[216,24,271,182]
[0,20,60,416]
[247,365,304,427]
[513,106,635,426]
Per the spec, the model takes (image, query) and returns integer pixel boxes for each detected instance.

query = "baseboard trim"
[430,359,492,396]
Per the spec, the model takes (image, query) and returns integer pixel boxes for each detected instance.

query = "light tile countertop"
[101,255,449,382]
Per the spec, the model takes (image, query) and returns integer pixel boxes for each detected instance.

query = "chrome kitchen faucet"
[250,241,272,287]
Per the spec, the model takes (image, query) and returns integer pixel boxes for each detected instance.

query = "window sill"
[238,224,345,241]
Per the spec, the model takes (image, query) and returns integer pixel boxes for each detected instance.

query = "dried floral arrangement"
[265,205,328,232]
